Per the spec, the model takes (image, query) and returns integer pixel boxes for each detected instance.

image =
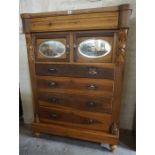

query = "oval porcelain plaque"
[78,39,111,58]
[39,40,65,58]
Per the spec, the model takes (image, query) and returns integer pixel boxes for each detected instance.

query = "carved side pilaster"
[25,34,38,123]
[25,34,31,51]
[25,34,34,61]
[110,123,119,137]
[34,113,40,123]
[116,29,128,65]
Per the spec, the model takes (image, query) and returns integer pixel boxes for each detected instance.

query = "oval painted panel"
[39,40,65,58]
[78,39,111,58]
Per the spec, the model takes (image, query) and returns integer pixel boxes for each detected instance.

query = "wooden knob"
[48,97,58,103]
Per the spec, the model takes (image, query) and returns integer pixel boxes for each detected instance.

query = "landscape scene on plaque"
[78,39,111,58]
[39,40,65,58]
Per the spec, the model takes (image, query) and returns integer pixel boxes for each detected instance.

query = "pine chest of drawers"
[21,4,131,151]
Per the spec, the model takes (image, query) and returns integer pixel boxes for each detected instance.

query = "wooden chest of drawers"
[21,4,131,152]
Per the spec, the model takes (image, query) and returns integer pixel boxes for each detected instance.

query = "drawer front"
[37,76,114,94]
[38,92,112,114]
[35,64,114,80]
[29,12,118,32]
[39,106,112,132]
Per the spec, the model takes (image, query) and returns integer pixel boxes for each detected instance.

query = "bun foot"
[34,132,40,137]
[109,144,117,152]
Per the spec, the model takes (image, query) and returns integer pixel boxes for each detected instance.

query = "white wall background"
[19,0,136,130]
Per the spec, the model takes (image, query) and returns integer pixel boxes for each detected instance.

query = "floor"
[19,124,136,155]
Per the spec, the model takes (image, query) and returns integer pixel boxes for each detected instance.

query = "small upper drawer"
[35,64,115,80]
[32,32,70,62]
[28,12,118,32]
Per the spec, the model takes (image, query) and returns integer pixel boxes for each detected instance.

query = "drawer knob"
[48,97,58,103]
[48,81,57,87]
[48,68,57,72]
[50,113,58,119]
[88,67,98,75]
[87,84,97,90]
[85,119,95,124]
[88,101,96,107]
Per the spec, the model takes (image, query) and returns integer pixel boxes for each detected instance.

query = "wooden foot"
[34,132,40,138]
[109,144,117,152]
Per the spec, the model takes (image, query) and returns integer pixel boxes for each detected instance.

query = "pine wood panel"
[21,5,120,18]
[29,12,119,32]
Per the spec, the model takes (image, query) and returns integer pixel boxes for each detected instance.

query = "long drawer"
[38,92,112,114]
[39,106,112,132]
[35,64,114,79]
[29,12,118,32]
[37,76,114,94]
